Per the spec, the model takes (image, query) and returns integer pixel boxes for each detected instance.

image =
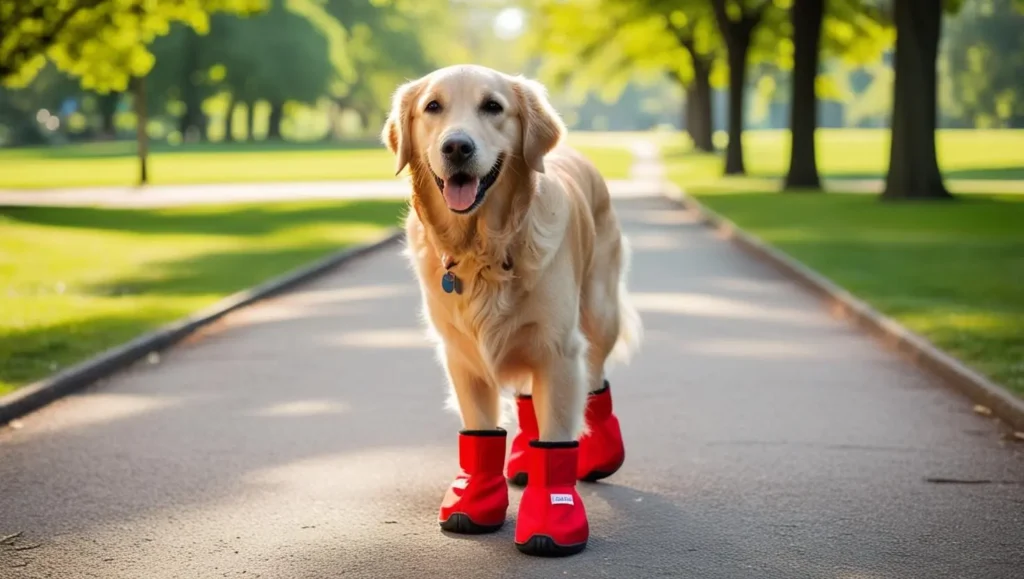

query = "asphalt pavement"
[1,188,1022,578]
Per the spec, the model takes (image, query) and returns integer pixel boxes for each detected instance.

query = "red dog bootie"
[438,429,509,534]
[577,381,625,482]
[505,395,537,486]
[514,441,589,557]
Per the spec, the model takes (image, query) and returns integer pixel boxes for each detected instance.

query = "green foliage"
[822,0,893,67]
[524,0,723,102]
[0,63,83,144]
[941,0,1024,128]
[205,0,349,105]
[1,0,267,92]
[323,0,447,117]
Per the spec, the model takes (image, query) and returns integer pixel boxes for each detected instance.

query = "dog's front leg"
[513,331,591,557]
[531,335,588,442]
[444,353,500,430]
[437,351,508,535]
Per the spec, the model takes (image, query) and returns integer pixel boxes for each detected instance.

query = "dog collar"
[440,253,514,295]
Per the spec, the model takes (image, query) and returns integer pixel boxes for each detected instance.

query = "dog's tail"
[609,234,643,366]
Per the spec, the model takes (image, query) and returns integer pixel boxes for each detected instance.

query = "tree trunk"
[246,102,256,141]
[784,0,824,190]
[177,27,206,142]
[686,56,714,153]
[224,96,237,141]
[883,0,950,200]
[267,100,284,140]
[98,92,119,140]
[712,0,767,176]
[134,77,149,186]
[724,38,750,175]
[356,108,372,136]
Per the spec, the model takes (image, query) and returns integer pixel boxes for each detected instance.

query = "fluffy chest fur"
[406,221,532,380]
[402,193,575,387]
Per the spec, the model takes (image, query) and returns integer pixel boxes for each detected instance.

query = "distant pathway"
[0,143,653,208]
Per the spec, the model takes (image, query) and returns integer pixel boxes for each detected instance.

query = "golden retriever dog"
[382,64,641,557]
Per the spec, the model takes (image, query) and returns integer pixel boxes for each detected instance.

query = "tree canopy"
[0,0,266,91]
[941,0,1024,128]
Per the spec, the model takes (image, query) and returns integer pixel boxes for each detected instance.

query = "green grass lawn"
[665,129,1024,194]
[0,199,405,395]
[0,136,633,189]
[663,129,1024,396]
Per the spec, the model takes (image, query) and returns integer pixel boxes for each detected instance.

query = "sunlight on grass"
[0,199,405,394]
[0,148,398,189]
[662,130,1024,395]
[663,129,1024,195]
[573,145,633,180]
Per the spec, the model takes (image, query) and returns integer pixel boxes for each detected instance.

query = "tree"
[147,24,215,140]
[940,0,1024,128]
[2,0,265,184]
[783,0,890,189]
[663,5,719,152]
[710,0,779,175]
[525,0,722,152]
[882,0,952,200]
[783,0,824,189]
[1,0,266,90]
[0,64,82,145]
[324,0,443,136]
[201,0,354,141]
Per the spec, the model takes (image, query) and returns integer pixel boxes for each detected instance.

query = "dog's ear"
[513,76,565,174]
[381,78,424,175]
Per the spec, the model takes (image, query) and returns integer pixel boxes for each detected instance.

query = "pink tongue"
[442,177,480,211]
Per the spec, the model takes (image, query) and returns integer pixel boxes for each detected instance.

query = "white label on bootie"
[451,479,468,489]
[550,493,574,505]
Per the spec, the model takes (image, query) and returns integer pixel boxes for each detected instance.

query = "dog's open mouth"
[432,155,504,214]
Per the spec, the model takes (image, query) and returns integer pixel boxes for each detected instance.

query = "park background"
[1,0,1022,406]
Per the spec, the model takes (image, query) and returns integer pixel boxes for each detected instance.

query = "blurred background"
[3,1,1021,162]
[0,0,1021,402]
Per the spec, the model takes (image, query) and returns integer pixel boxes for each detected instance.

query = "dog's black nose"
[441,134,475,165]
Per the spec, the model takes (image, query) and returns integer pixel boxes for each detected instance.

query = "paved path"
[0,140,659,208]
[0,178,663,208]
[2,183,1023,577]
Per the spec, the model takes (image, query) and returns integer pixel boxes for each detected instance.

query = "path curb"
[662,182,1024,432]
[0,230,404,425]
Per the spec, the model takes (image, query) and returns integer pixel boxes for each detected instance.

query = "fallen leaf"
[8,420,23,430]
[973,404,993,416]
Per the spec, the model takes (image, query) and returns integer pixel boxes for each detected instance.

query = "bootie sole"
[507,472,528,487]
[516,535,587,557]
[439,513,504,534]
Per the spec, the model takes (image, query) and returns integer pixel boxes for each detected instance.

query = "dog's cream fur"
[383,65,641,442]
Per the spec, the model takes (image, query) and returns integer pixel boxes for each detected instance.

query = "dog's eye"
[424,100,442,113]
[480,99,503,115]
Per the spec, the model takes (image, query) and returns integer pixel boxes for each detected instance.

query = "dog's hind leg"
[575,236,631,483]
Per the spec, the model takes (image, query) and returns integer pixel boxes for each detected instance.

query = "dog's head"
[382,65,565,216]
